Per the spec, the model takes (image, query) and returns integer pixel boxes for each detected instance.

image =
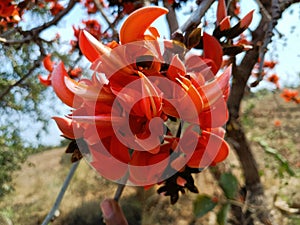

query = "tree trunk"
[225,1,276,224]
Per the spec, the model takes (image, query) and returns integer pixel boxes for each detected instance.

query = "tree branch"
[93,0,119,39]
[177,0,215,34]
[0,0,78,45]
[251,0,281,87]
[0,55,44,102]
[163,0,179,35]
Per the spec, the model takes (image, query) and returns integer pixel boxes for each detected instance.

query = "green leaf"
[217,203,230,225]
[219,173,239,199]
[193,194,217,218]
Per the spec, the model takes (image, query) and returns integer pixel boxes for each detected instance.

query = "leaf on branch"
[219,172,239,199]
[217,203,231,225]
[193,194,218,218]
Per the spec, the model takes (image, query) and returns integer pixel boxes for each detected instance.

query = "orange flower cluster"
[252,58,279,88]
[81,0,98,14]
[38,5,242,202]
[49,7,231,190]
[0,0,20,29]
[281,89,300,104]
[267,73,280,89]
[70,19,103,52]
[38,54,82,86]
[214,0,254,56]
[49,1,64,16]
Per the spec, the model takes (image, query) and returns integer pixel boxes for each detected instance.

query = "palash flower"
[0,0,15,18]
[50,6,231,197]
[281,89,300,103]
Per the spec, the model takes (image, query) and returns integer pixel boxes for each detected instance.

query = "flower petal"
[64,75,114,102]
[119,6,168,44]
[51,62,77,107]
[38,74,51,86]
[203,32,223,74]
[217,0,227,24]
[52,116,79,139]
[43,54,54,72]
[79,30,110,62]
[187,130,229,168]
[240,10,254,29]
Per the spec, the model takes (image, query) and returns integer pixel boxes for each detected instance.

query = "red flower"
[0,0,15,18]
[38,54,54,86]
[273,119,281,127]
[82,0,98,14]
[267,73,280,89]
[51,7,230,186]
[50,2,64,16]
[82,19,102,40]
[281,89,300,103]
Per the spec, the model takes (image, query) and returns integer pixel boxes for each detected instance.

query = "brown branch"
[0,0,78,101]
[251,0,281,87]
[103,13,124,38]
[93,0,119,38]
[177,0,215,34]
[0,0,78,45]
[163,0,179,36]
[0,55,44,102]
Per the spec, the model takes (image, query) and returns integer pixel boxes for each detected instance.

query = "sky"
[20,0,300,146]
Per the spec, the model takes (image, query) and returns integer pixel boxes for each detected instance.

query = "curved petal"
[129,145,170,185]
[52,117,78,139]
[79,30,110,62]
[217,0,227,24]
[198,65,231,111]
[198,97,229,128]
[51,62,78,107]
[220,16,231,31]
[167,55,186,80]
[90,142,128,181]
[187,130,229,168]
[240,10,254,29]
[69,115,126,126]
[119,6,168,44]
[43,54,54,72]
[64,75,114,103]
[203,32,223,74]
[38,74,51,86]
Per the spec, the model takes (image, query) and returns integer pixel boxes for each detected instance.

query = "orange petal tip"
[119,6,168,44]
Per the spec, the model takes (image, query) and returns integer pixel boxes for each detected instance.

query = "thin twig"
[41,161,80,225]
[0,0,77,45]
[104,13,122,31]
[93,0,119,39]
[0,55,44,102]
[113,172,129,202]
[177,0,215,34]
[251,0,281,87]
[254,0,272,21]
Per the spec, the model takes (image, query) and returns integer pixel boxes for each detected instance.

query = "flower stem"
[113,172,129,202]
[41,161,80,225]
